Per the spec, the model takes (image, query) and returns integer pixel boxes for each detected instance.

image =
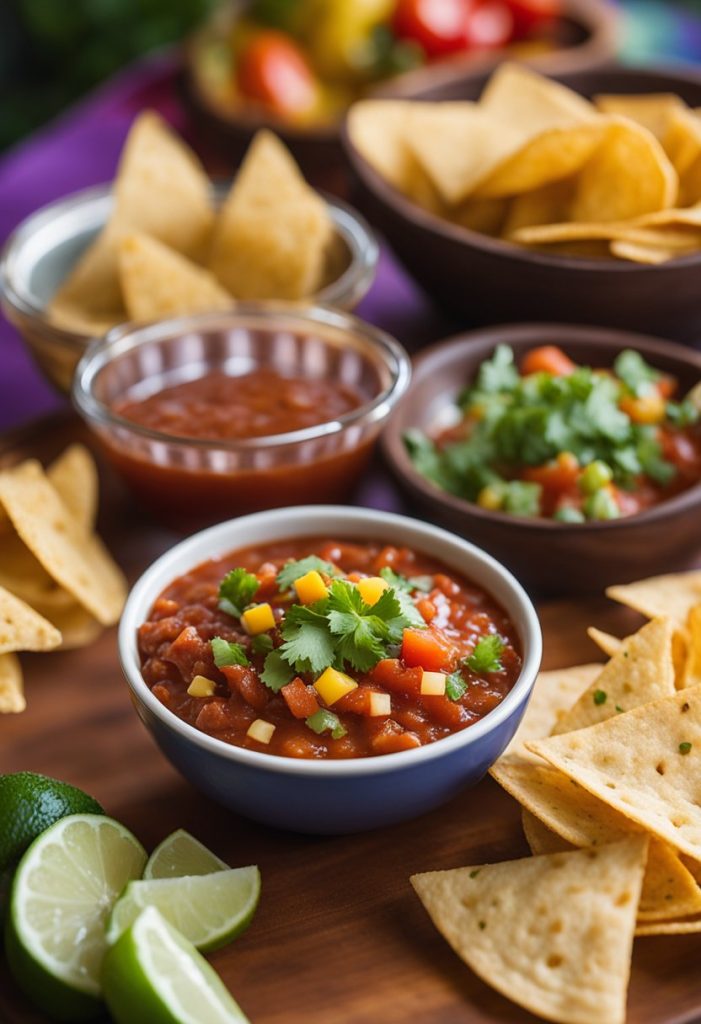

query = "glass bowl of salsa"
[118,505,541,833]
[72,304,410,530]
[383,323,701,596]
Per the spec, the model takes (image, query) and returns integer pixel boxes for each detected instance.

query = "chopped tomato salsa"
[139,539,522,759]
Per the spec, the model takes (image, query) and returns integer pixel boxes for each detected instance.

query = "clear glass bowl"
[1,183,379,394]
[72,304,410,531]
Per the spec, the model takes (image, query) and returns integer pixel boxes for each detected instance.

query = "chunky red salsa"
[139,538,522,759]
[113,369,363,440]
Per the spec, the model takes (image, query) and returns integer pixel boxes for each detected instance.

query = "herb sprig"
[218,568,259,618]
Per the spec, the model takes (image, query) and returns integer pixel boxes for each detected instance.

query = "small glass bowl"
[72,304,410,531]
[1,183,379,394]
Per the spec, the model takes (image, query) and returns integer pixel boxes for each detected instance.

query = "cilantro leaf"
[260,649,295,692]
[379,566,432,593]
[211,637,249,668]
[666,399,699,427]
[276,556,339,592]
[251,633,274,655]
[474,345,519,395]
[306,708,347,740]
[280,603,336,674]
[445,670,468,702]
[466,635,505,674]
[593,689,607,706]
[327,581,395,672]
[218,568,259,618]
[614,349,660,397]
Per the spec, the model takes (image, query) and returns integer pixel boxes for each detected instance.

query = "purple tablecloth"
[0,51,453,435]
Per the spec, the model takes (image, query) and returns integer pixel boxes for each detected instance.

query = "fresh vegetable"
[505,0,562,39]
[237,31,319,119]
[218,568,259,618]
[392,0,472,58]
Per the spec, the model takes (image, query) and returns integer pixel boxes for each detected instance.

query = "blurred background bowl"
[0,182,379,395]
[343,64,701,342]
[73,304,410,531]
[383,322,701,596]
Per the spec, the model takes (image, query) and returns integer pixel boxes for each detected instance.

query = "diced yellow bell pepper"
[420,671,446,696]
[187,675,217,698]
[241,602,276,635]
[369,692,391,717]
[356,576,389,606]
[477,485,503,511]
[246,719,276,744]
[294,570,329,605]
[314,667,358,706]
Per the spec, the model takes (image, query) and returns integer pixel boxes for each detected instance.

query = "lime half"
[144,829,228,880]
[6,813,146,1021]
[106,865,261,951]
[102,906,250,1024]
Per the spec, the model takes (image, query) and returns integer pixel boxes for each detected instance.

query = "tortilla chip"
[522,807,572,855]
[38,602,103,651]
[0,461,126,627]
[480,62,594,131]
[0,585,61,655]
[0,533,73,611]
[411,836,648,1024]
[501,177,576,236]
[634,201,701,229]
[498,664,601,763]
[47,444,98,533]
[636,915,701,936]
[119,233,232,322]
[594,93,685,141]
[606,571,701,630]
[208,130,332,300]
[513,221,701,250]
[491,760,701,921]
[528,686,701,863]
[610,239,695,264]
[0,653,24,713]
[681,605,701,689]
[552,617,675,734]
[48,222,126,330]
[451,196,508,236]
[346,100,416,192]
[662,107,701,205]
[114,111,214,262]
[587,627,622,658]
[571,117,678,224]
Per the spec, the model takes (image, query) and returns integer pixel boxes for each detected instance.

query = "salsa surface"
[114,369,363,441]
[138,538,522,759]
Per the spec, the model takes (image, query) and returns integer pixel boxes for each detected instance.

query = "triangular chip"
[209,131,332,300]
[47,444,99,534]
[606,570,701,629]
[31,599,102,652]
[528,686,701,863]
[0,653,24,713]
[0,462,126,627]
[480,63,594,131]
[119,233,232,322]
[501,177,577,236]
[0,533,73,612]
[0,584,61,654]
[681,605,701,689]
[411,837,648,1024]
[346,100,417,192]
[498,664,601,763]
[594,93,685,141]
[49,222,126,330]
[522,807,572,855]
[491,760,701,921]
[637,915,701,936]
[587,627,622,658]
[552,617,675,734]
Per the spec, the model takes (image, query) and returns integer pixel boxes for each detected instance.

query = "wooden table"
[2,415,701,1024]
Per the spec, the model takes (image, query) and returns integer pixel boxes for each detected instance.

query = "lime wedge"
[106,865,260,952]
[144,829,228,880]
[5,813,146,1021]
[102,906,250,1024]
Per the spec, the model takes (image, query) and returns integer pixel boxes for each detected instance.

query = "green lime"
[106,864,261,952]
[103,906,250,1024]
[144,829,228,880]
[0,771,103,872]
[5,813,146,1021]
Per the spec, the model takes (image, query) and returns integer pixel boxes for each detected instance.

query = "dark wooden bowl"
[382,323,701,597]
[342,65,701,342]
[181,0,617,191]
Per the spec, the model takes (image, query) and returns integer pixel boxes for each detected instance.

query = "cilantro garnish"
[445,670,468,702]
[379,566,432,593]
[466,635,505,674]
[613,349,660,397]
[211,637,249,668]
[469,869,481,879]
[251,633,274,655]
[679,742,692,755]
[218,568,259,618]
[276,556,339,592]
[615,704,624,713]
[306,708,347,740]
[260,650,295,692]
[593,689,607,706]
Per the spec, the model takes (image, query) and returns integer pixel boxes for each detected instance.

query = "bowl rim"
[0,180,379,344]
[383,321,701,533]
[341,61,701,274]
[118,505,542,777]
[72,303,411,451]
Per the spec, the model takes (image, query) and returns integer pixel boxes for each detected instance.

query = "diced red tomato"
[521,345,576,377]
[420,695,471,728]
[166,626,214,681]
[335,685,375,716]
[416,597,437,623]
[221,665,270,713]
[370,720,422,755]
[465,1,514,50]
[401,627,456,672]
[281,677,319,719]
[505,0,561,38]
[392,0,473,58]
[237,31,319,118]
[370,659,423,696]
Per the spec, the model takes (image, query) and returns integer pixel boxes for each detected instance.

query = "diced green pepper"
[579,460,613,495]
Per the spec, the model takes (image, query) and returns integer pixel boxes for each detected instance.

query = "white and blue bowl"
[119,506,542,834]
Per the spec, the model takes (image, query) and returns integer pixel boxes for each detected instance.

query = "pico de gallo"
[138,538,522,759]
[405,345,701,522]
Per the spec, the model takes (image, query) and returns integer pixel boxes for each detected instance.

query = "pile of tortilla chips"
[0,445,127,713]
[49,115,334,334]
[411,569,701,1024]
[349,63,701,264]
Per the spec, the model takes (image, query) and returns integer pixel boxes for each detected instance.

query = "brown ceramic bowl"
[342,65,701,342]
[382,323,701,597]
[182,0,617,189]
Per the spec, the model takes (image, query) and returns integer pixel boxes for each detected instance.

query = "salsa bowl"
[118,506,542,833]
[383,323,701,596]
